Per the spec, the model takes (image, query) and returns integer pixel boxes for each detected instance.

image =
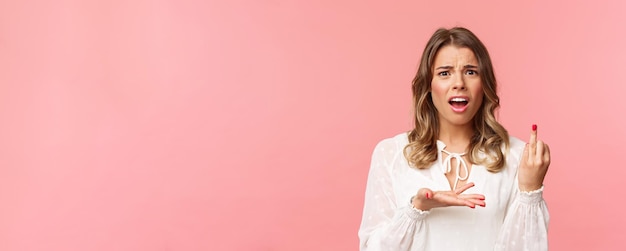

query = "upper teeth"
[451,98,467,102]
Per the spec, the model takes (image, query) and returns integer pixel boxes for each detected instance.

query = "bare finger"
[460,194,485,200]
[529,124,538,155]
[417,188,434,200]
[454,182,475,194]
[465,198,486,207]
[451,196,476,208]
[522,143,530,163]
[535,140,545,164]
[543,143,551,165]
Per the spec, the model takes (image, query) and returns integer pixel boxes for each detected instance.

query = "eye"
[466,70,478,75]
[437,71,449,76]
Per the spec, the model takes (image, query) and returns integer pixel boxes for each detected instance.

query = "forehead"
[432,45,478,66]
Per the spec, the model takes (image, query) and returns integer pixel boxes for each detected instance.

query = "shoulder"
[370,132,410,164]
[373,132,409,152]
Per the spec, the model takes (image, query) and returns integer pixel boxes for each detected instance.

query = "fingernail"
[532,124,537,131]
[426,192,430,199]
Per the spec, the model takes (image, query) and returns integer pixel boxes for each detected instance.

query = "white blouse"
[358,132,549,251]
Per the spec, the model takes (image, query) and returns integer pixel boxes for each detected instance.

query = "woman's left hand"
[518,124,551,191]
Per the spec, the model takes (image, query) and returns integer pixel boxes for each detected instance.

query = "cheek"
[475,94,484,107]
[430,82,447,100]
[471,82,484,102]
[473,90,484,108]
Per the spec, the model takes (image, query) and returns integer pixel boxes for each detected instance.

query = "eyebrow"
[434,64,479,70]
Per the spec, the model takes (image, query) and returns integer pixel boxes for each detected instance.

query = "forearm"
[495,186,549,251]
[360,202,429,251]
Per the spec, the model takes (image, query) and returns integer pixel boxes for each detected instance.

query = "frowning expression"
[430,45,484,127]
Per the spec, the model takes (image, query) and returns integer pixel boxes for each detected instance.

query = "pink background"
[1,0,624,250]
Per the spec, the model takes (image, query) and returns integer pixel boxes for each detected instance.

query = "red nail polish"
[532,124,537,131]
[426,192,430,199]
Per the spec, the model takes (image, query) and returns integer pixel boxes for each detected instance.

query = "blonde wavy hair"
[403,27,509,173]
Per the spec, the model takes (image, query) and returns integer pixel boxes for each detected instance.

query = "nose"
[452,74,466,90]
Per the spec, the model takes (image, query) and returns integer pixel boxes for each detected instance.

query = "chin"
[443,116,475,127]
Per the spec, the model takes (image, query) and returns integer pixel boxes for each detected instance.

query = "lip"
[448,96,470,113]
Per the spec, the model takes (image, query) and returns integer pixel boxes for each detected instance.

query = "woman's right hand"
[411,182,486,211]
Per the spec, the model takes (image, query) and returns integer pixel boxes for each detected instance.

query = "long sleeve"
[358,139,429,251]
[494,185,550,251]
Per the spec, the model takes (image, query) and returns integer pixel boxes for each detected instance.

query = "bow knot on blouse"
[439,149,469,190]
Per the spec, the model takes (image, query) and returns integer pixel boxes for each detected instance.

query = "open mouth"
[448,97,469,112]
[448,98,469,108]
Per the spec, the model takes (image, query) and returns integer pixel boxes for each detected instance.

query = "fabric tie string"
[440,149,469,190]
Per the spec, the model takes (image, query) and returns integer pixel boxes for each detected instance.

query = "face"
[430,45,484,128]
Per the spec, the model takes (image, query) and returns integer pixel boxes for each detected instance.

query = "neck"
[438,122,473,153]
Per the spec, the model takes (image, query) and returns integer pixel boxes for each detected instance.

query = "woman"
[358,27,550,251]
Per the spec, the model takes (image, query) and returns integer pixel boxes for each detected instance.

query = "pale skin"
[411,45,551,211]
